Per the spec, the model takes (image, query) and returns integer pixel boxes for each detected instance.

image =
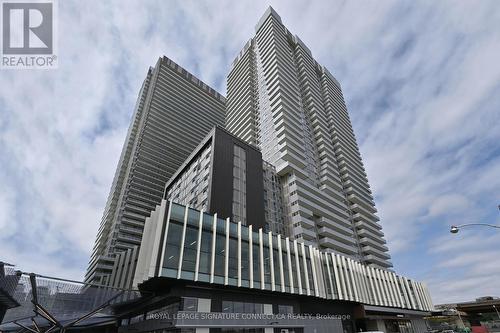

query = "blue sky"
[0,0,499,304]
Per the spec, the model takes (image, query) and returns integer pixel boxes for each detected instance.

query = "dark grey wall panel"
[210,127,265,229]
[210,128,234,221]
[244,138,265,229]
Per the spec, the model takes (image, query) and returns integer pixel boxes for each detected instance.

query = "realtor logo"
[1,0,57,68]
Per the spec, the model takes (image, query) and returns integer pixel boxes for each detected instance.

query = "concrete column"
[331,253,343,300]
[249,224,254,288]
[264,304,273,333]
[177,206,190,279]
[194,210,204,282]
[269,232,275,291]
[294,240,303,294]
[209,213,217,284]
[224,218,230,285]
[195,298,211,333]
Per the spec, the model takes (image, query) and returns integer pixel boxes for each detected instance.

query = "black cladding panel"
[209,127,265,229]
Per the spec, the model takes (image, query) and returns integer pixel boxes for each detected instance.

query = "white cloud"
[426,231,500,303]
[0,190,16,238]
[428,194,471,219]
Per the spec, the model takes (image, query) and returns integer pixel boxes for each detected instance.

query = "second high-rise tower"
[226,7,391,268]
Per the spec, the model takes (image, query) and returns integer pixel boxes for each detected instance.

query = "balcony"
[319,184,346,202]
[316,216,354,236]
[291,215,315,229]
[344,186,374,206]
[357,229,385,241]
[351,209,376,222]
[319,237,358,255]
[350,204,380,222]
[359,237,388,252]
[347,194,377,213]
[293,226,317,240]
[363,254,392,268]
[297,238,317,247]
[339,166,368,185]
[361,245,391,260]
[95,257,115,269]
[338,159,366,176]
[281,148,307,169]
[343,180,371,195]
[119,225,143,235]
[317,226,356,245]
[319,175,343,192]
[294,187,350,220]
[355,221,384,238]
[116,233,142,245]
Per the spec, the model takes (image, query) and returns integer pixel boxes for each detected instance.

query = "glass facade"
[214,218,226,284]
[262,162,286,235]
[181,297,198,312]
[278,305,294,314]
[163,204,185,277]
[198,213,213,282]
[222,301,264,314]
[146,201,432,311]
[232,145,247,225]
[166,144,212,212]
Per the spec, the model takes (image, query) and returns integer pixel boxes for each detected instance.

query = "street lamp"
[493,305,500,320]
[450,223,500,233]
[450,206,500,234]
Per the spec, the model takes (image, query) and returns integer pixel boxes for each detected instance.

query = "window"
[163,222,183,277]
[241,240,250,286]
[252,239,261,288]
[273,245,280,289]
[187,208,199,226]
[262,238,271,289]
[221,301,264,314]
[214,219,226,283]
[281,239,290,289]
[181,297,198,312]
[278,305,293,314]
[228,237,238,285]
[180,225,198,279]
[170,203,185,223]
[305,248,315,294]
[232,145,247,225]
[290,244,298,292]
[233,301,244,313]
[197,213,213,282]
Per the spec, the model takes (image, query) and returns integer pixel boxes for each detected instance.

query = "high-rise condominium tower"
[226,7,391,268]
[85,56,225,287]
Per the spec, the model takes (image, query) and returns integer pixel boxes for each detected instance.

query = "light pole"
[493,305,500,321]
[450,205,500,234]
[455,307,466,329]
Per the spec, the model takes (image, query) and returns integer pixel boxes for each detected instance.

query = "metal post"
[455,307,465,329]
[493,305,500,320]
